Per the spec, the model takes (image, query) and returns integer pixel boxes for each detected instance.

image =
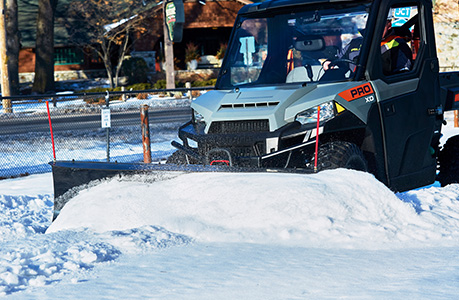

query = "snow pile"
[0,223,189,295]
[48,170,459,249]
[0,194,51,241]
[399,185,459,237]
[0,175,190,296]
[1,170,459,297]
[0,231,121,295]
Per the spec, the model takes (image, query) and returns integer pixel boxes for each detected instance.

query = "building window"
[54,47,84,65]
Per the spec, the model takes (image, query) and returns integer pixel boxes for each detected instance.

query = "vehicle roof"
[239,0,373,14]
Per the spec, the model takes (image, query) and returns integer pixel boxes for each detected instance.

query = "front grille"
[202,142,266,157]
[208,120,269,134]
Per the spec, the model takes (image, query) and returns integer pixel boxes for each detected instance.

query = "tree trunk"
[32,0,58,94]
[114,31,130,88]
[0,0,12,112]
[5,0,19,96]
[99,42,114,89]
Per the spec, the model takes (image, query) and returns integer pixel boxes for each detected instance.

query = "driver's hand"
[323,61,332,71]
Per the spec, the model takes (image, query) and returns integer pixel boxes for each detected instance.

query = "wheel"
[315,141,368,172]
[166,151,198,165]
[437,135,459,187]
[322,58,356,69]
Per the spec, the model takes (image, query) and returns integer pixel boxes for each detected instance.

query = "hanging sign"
[164,0,184,42]
[101,108,111,128]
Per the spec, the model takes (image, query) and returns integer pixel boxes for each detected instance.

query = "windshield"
[217,3,370,89]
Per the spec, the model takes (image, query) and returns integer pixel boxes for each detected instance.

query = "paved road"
[0,107,192,135]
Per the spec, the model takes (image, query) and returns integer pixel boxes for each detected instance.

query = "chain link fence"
[0,88,210,179]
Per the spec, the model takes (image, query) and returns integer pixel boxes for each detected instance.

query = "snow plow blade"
[50,160,313,220]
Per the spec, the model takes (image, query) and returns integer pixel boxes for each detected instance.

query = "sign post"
[163,0,184,89]
[102,92,111,162]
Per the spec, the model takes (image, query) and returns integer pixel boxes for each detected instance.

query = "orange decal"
[338,83,374,102]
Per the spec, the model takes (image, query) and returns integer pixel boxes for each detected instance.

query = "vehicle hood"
[192,82,372,133]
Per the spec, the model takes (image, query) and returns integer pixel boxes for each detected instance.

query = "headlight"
[295,101,335,125]
[193,109,205,123]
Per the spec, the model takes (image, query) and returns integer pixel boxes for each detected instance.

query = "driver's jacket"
[380,36,413,75]
[338,33,412,75]
[339,37,363,71]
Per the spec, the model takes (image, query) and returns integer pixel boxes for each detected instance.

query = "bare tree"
[6,0,19,95]
[0,0,19,112]
[66,0,156,88]
[32,0,58,94]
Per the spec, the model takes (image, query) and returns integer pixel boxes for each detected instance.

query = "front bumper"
[173,120,322,168]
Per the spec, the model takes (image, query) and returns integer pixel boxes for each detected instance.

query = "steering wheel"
[323,58,357,69]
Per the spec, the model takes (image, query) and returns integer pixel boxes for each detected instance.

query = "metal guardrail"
[0,87,213,179]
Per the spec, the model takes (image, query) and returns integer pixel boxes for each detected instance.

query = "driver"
[322,34,363,72]
[324,15,413,75]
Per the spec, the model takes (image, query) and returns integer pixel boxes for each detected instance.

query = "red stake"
[314,106,321,173]
[46,101,56,162]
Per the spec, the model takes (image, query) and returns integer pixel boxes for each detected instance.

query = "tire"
[166,151,198,165]
[437,135,459,187]
[315,141,368,172]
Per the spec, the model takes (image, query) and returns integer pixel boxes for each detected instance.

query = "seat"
[286,66,309,83]
[286,65,322,83]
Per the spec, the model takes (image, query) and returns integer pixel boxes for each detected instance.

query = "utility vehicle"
[168,0,459,191]
[51,0,459,218]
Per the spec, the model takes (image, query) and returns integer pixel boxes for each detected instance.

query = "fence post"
[121,86,127,101]
[141,104,152,163]
[1,97,12,113]
[186,82,192,100]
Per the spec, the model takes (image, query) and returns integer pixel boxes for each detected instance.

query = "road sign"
[164,0,184,42]
[101,108,111,128]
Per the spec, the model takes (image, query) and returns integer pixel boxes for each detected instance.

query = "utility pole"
[163,2,175,89]
[0,0,12,113]
[163,18,175,89]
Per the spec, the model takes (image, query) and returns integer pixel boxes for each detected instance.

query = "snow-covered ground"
[0,108,458,298]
